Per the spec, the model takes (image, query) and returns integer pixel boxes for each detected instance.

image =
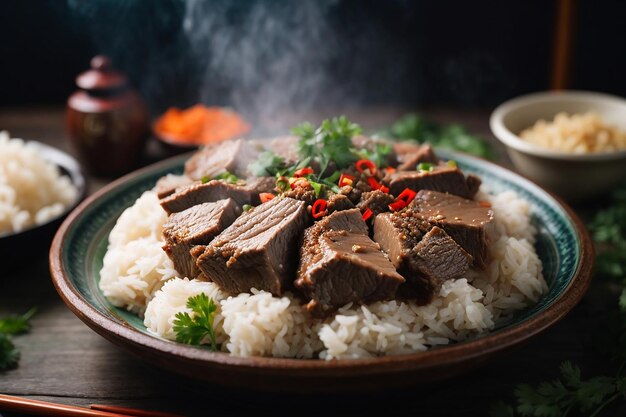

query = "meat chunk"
[159,177,275,214]
[357,190,394,217]
[196,197,308,295]
[374,213,471,304]
[184,139,258,180]
[295,209,405,317]
[387,165,478,199]
[154,174,194,199]
[326,193,355,213]
[162,199,241,278]
[406,190,494,269]
[397,144,439,171]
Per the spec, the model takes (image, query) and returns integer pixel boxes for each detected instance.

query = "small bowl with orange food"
[153,104,251,153]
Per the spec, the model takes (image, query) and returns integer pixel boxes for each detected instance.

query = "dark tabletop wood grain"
[0,107,617,417]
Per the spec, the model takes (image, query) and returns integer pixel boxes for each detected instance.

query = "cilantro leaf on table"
[383,113,495,160]
[490,362,624,417]
[0,333,20,371]
[0,307,36,335]
[173,293,218,351]
[0,308,35,371]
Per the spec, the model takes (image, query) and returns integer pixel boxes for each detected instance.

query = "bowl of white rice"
[490,90,626,202]
[50,149,593,391]
[0,131,84,266]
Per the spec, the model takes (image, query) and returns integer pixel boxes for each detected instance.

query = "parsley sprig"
[293,116,362,179]
[491,362,626,417]
[173,294,218,351]
[0,307,36,370]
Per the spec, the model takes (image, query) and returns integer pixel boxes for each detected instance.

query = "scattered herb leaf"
[173,293,218,351]
[383,113,495,160]
[0,307,35,371]
[0,307,36,335]
[0,334,19,371]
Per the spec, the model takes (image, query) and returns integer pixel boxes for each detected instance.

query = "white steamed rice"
[100,186,547,359]
[0,131,78,236]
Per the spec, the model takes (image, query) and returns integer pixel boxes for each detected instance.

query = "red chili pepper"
[388,200,407,212]
[294,167,314,178]
[259,193,275,203]
[367,176,383,190]
[379,185,390,194]
[311,199,328,219]
[362,208,373,221]
[338,173,355,187]
[384,166,396,174]
[396,188,417,205]
[355,159,377,176]
[479,201,492,208]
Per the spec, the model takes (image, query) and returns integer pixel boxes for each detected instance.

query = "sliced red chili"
[384,166,396,174]
[362,208,373,221]
[311,199,328,219]
[367,176,383,190]
[396,188,417,205]
[294,167,314,178]
[355,159,377,176]
[259,193,275,203]
[338,173,355,187]
[379,185,390,194]
[388,200,407,212]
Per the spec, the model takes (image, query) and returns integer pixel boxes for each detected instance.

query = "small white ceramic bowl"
[490,91,626,202]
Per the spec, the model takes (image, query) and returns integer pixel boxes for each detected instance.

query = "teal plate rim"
[49,149,595,378]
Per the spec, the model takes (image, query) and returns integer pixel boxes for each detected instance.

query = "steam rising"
[183,0,342,130]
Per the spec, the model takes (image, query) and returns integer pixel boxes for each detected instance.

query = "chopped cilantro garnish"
[173,293,218,351]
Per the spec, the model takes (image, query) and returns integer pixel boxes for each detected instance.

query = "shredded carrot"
[154,104,251,145]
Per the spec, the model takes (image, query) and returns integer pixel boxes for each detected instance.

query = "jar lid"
[76,55,128,91]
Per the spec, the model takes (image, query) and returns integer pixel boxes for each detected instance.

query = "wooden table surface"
[0,107,616,417]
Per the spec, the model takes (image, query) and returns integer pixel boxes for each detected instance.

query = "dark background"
[0,0,625,114]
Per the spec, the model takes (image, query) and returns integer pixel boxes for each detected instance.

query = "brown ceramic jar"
[66,56,149,177]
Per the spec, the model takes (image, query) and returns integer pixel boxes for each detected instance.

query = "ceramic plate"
[50,150,594,392]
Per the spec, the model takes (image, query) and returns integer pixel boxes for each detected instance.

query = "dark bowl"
[1,142,86,269]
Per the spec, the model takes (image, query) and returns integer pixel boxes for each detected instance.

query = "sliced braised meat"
[184,139,258,180]
[154,174,194,199]
[397,144,439,171]
[160,177,275,214]
[357,190,394,216]
[406,190,494,269]
[387,165,478,199]
[196,197,308,295]
[295,209,404,317]
[162,199,241,278]
[326,193,354,213]
[374,212,471,304]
